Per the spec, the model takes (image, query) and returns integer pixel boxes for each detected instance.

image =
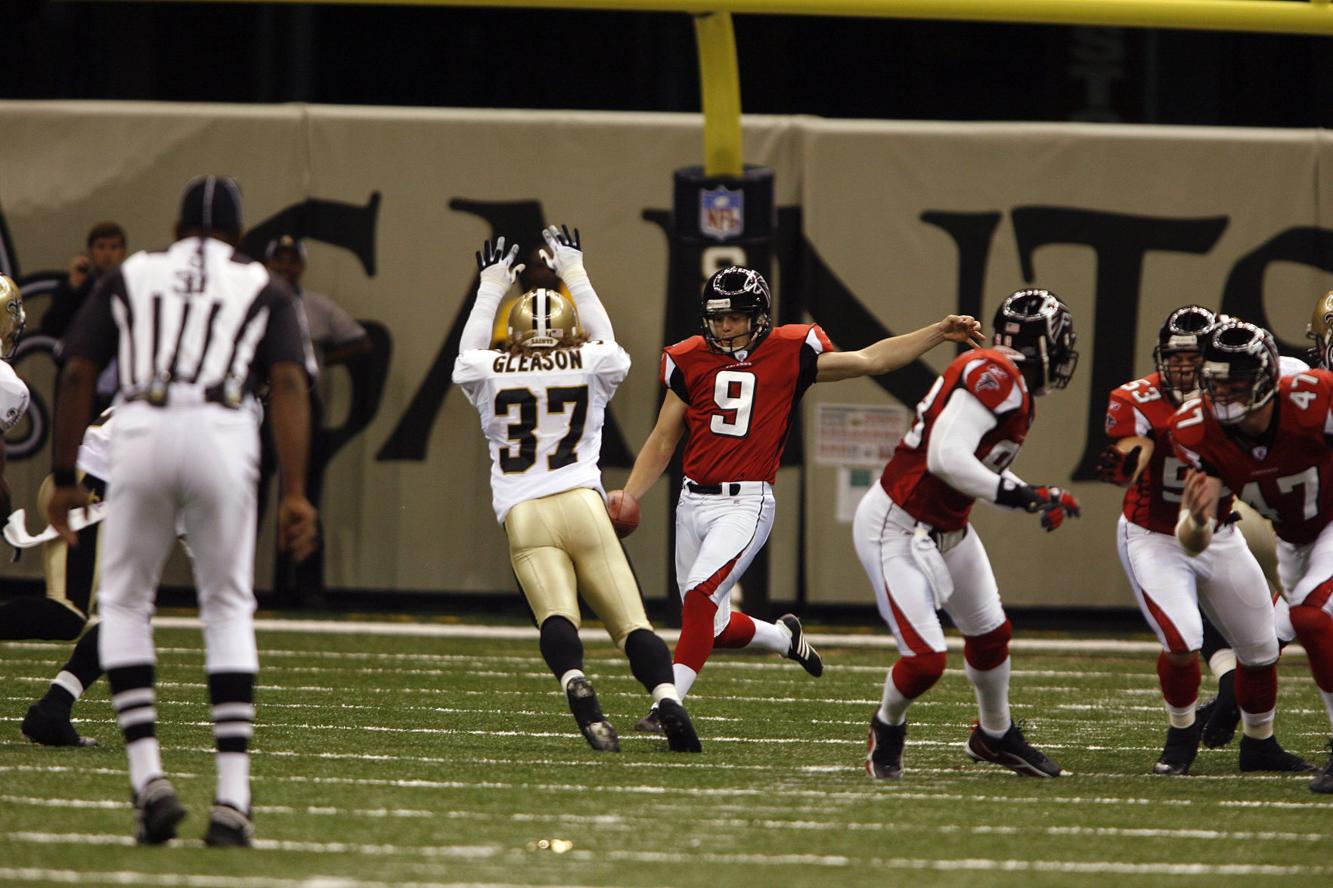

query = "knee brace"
[891,651,947,699]
[963,619,1012,671]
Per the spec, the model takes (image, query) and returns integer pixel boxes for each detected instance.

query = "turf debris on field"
[1,625,1330,887]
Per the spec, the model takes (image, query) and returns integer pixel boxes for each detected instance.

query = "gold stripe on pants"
[504,487,651,648]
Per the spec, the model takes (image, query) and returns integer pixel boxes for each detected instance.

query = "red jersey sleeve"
[1168,400,1212,473]
[960,357,1021,414]
[1104,387,1145,440]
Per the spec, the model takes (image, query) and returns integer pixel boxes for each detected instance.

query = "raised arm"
[541,224,613,341]
[459,237,524,352]
[814,315,984,383]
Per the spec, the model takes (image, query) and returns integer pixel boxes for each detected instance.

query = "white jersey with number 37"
[453,341,631,523]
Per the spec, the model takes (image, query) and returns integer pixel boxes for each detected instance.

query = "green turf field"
[1,622,1330,887]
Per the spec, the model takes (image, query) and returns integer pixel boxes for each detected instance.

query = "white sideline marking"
[128,616,1305,658]
[0,866,609,888]
[6,836,1326,877]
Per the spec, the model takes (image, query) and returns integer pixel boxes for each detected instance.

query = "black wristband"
[52,468,79,488]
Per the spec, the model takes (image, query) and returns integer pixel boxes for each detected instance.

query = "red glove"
[1095,444,1142,487]
[1035,486,1081,532]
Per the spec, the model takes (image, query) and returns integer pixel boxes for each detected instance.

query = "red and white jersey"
[663,324,832,485]
[1105,372,1204,534]
[1170,370,1333,545]
[880,347,1031,531]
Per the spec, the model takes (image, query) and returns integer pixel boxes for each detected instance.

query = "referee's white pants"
[99,403,261,674]
[674,480,775,635]
[1115,515,1278,667]
[852,483,1006,655]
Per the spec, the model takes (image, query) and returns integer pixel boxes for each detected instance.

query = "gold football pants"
[504,487,651,647]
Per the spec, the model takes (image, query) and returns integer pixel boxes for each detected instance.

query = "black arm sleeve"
[60,272,122,370]
[255,284,315,377]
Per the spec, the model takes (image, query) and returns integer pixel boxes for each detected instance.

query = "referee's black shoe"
[21,700,98,747]
[204,803,255,847]
[134,777,187,845]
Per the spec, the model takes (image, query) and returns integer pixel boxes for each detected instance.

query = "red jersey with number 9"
[1169,369,1333,545]
[880,347,1032,531]
[662,324,833,484]
[1104,372,1196,534]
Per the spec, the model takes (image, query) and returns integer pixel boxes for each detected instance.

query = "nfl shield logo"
[700,186,744,241]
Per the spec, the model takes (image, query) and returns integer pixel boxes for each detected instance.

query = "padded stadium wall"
[2,101,1330,608]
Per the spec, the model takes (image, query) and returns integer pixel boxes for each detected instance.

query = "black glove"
[1096,444,1141,486]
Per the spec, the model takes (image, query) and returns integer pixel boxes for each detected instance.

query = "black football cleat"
[965,723,1066,778]
[1238,735,1317,773]
[564,676,619,752]
[656,698,702,753]
[580,720,620,752]
[866,716,906,780]
[1152,722,1201,776]
[1310,739,1333,794]
[203,803,255,848]
[1199,671,1240,748]
[779,614,823,677]
[21,701,98,747]
[634,708,663,733]
[134,776,187,845]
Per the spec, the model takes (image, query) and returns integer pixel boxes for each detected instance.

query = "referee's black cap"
[178,175,243,233]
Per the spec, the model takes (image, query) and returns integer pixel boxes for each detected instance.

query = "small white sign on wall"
[815,403,911,522]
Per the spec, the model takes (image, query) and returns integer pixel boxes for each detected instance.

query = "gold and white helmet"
[1306,290,1333,370]
[506,288,582,350]
[0,275,25,360]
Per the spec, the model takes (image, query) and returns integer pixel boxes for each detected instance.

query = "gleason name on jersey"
[492,348,587,374]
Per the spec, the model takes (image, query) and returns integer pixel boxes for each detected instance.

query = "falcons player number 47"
[1100,307,1311,778]
[1170,320,1333,793]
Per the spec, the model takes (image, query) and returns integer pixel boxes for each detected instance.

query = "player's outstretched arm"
[541,225,613,341]
[814,315,984,382]
[269,361,319,562]
[1176,469,1221,556]
[459,237,524,353]
[48,357,97,545]
[619,390,688,501]
[1096,437,1152,487]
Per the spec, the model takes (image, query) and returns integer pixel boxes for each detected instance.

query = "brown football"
[607,490,641,538]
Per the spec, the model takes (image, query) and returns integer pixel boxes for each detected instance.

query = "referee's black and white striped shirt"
[63,237,316,407]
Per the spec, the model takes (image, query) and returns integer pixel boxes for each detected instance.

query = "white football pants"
[99,402,261,674]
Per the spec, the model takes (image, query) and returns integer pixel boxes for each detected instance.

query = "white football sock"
[1165,701,1197,730]
[215,752,251,812]
[748,618,790,654]
[672,664,698,700]
[966,658,1012,738]
[126,738,163,796]
[877,669,911,726]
